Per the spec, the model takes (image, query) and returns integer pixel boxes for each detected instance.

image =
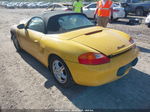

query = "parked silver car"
[145,13,150,28]
[46,3,72,11]
[83,2,125,21]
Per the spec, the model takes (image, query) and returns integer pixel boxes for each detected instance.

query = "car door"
[26,17,46,62]
[83,3,96,18]
[47,4,55,11]
[54,4,64,11]
[18,17,46,62]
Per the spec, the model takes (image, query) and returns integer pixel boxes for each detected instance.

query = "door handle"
[34,40,39,43]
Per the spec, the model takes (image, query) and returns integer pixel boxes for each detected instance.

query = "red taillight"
[113,9,119,12]
[78,52,110,65]
[129,38,134,44]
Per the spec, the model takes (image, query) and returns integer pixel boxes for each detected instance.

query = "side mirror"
[17,24,25,29]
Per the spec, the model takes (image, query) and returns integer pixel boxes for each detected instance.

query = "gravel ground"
[0,8,150,110]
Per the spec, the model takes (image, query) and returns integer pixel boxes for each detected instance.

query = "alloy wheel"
[52,60,67,84]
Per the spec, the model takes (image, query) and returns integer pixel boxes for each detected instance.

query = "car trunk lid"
[71,28,132,56]
[59,26,105,40]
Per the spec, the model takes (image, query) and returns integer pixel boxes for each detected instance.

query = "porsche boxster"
[10,11,139,88]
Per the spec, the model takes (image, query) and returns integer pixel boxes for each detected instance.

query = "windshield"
[59,14,94,30]
[47,14,94,34]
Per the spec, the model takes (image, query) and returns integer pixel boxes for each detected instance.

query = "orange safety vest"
[96,0,113,17]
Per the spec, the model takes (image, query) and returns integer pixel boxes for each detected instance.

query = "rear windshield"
[47,14,94,34]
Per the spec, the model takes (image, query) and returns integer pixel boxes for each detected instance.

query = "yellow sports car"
[10,11,139,88]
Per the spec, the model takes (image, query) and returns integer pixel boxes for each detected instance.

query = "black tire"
[12,34,22,52]
[112,18,118,22]
[125,11,128,18]
[49,55,75,88]
[114,18,119,21]
[94,14,97,23]
[110,16,118,23]
[148,24,150,28]
[135,8,144,16]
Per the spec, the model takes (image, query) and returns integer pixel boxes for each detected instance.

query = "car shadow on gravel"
[56,69,150,109]
[110,17,143,26]
[19,51,57,88]
[19,51,150,109]
[138,46,150,53]
[109,20,128,25]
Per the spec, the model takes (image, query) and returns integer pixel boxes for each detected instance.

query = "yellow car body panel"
[16,28,98,66]
[72,29,132,56]
[59,26,105,40]
[65,47,139,86]
[12,25,139,86]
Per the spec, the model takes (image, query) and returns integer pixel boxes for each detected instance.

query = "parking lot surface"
[0,8,150,110]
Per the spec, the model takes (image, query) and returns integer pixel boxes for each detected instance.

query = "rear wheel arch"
[11,32,22,52]
[10,31,15,39]
[48,53,75,88]
[136,6,144,10]
[48,53,67,68]
[48,54,60,64]
[136,6,144,11]
[135,6,144,16]
[10,30,18,40]
[10,31,14,35]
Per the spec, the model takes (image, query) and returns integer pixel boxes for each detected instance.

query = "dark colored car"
[121,0,150,16]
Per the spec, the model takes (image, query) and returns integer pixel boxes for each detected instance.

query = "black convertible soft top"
[36,11,86,33]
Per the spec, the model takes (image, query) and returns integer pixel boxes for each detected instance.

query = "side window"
[55,4,62,8]
[48,5,54,8]
[27,18,45,33]
[88,4,96,8]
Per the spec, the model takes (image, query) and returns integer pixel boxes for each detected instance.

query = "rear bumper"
[113,11,125,19]
[65,47,139,86]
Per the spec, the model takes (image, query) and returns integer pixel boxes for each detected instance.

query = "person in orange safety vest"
[95,0,113,27]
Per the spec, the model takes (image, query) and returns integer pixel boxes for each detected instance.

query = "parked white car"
[83,2,125,21]
[46,3,72,11]
[145,13,150,28]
